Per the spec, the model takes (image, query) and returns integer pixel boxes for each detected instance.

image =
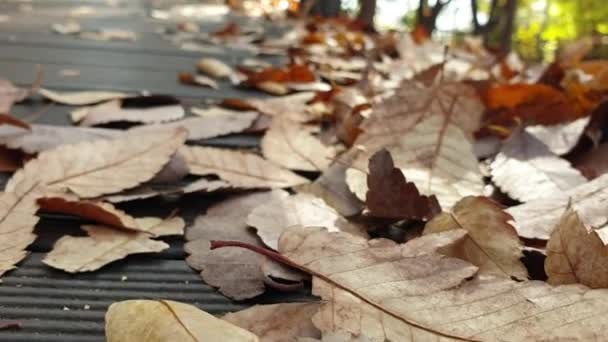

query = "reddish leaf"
[0,114,30,130]
[366,149,441,221]
[212,22,240,37]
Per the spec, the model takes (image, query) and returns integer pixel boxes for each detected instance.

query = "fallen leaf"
[545,207,608,288]
[104,178,229,203]
[349,114,484,209]
[178,72,219,89]
[424,196,528,279]
[43,216,184,272]
[38,88,130,105]
[180,145,308,189]
[129,112,257,141]
[0,114,30,131]
[490,129,586,202]
[269,227,608,341]
[247,193,346,250]
[190,106,255,118]
[185,191,305,300]
[249,92,319,123]
[256,81,289,95]
[297,149,364,217]
[150,152,189,184]
[261,116,336,172]
[105,300,258,342]
[223,303,321,341]
[37,193,141,231]
[507,173,608,240]
[525,116,590,155]
[197,58,234,79]
[365,149,441,221]
[243,64,316,86]
[0,124,122,154]
[6,128,187,198]
[0,78,28,113]
[573,143,608,179]
[78,96,185,126]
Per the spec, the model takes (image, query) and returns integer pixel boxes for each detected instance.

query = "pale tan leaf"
[248,92,319,123]
[197,58,234,79]
[130,112,257,141]
[185,191,305,300]
[507,173,608,240]
[276,227,608,341]
[0,124,122,154]
[6,128,187,198]
[424,196,527,279]
[180,145,308,189]
[247,193,348,250]
[190,106,256,118]
[297,149,364,217]
[106,299,258,342]
[43,216,183,273]
[103,178,229,203]
[525,116,590,155]
[79,99,185,126]
[262,117,336,172]
[257,81,289,95]
[545,207,608,287]
[490,130,586,202]
[38,88,130,105]
[223,303,321,342]
[348,114,484,209]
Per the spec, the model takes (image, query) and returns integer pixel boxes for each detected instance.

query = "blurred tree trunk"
[357,0,377,31]
[300,0,341,17]
[415,0,451,34]
[471,0,518,55]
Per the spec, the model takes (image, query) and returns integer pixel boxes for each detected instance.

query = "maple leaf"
[261,116,336,172]
[77,96,185,126]
[180,145,308,189]
[185,191,305,300]
[105,300,258,342]
[365,149,441,221]
[37,88,130,105]
[507,173,608,240]
[490,129,587,202]
[222,303,321,342]
[43,216,184,273]
[6,128,187,198]
[424,196,528,279]
[545,207,608,288]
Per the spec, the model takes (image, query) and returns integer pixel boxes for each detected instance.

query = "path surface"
[0,1,309,340]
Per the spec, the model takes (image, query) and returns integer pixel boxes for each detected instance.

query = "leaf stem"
[209,240,300,269]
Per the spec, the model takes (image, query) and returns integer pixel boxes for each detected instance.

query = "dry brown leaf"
[185,191,305,300]
[507,173,608,240]
[262,117,336,172]
[180,145,308,189]
[6,128,187,198]
[43,216,184,273]
[297,149,364,217]
[38,193,141,231]
[38,88,130,105]
[365,149,440,221]
[490,129,586,202]
[348,114,484,209]
[103,178,229,203]
[0,124,122,154]
[525,116,590,155]
[223,303,321,341]
[424,196,527,279]
[545,207,608,288]
[197,58,234,79]
[106,299,258,342]
[178,72,219,89]
[247,193,348,250]
[0,114,30,132]
[130,112,257,141]
[248,92,319,123]
[78,97,185,126]
[271,227,608,341]
[573,143,608,179]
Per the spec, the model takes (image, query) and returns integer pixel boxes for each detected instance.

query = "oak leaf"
[272,227,608,341]
[37,88,130,105]
[424,196,527,279]
[78,96,185,126]
[185,191,305,300]
[223,303,321,342]
[490,129,586,202]
[365,149,440,221]
[261,116,336,172]
[43,216,184,273]
[105,300,258,342]
[507,173,608,240]
[6,128,187,198]
[545,207,608,288]
[180,145,308,189]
